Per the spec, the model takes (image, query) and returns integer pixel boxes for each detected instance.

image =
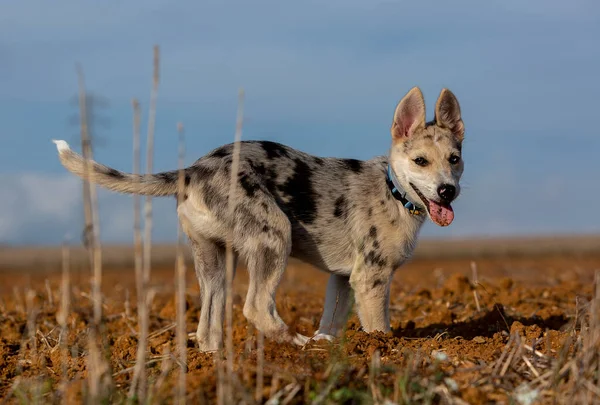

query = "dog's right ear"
[391,87,426,141]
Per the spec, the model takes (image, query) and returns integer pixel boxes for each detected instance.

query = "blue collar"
[385,165,423,216]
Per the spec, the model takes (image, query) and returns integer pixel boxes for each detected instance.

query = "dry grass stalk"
[86,328,112,402]
[223,88,245,401]
[57,243,71,392]
[76,65,112,402]
[369,350,382,403]
[45,279,54,308]
[150,347,174,401]
[76,65,103,327]
[130,44,159,403]
[215,354,225,405]
[25,288,38,352]
[129,96,151,401]
[256,330,265,403]
[175,121,187,403]
[143,45,160,286]
[471,261,481,312]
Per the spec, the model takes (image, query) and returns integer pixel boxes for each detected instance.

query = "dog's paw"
[291,333,310,346]
[311,332,336,342]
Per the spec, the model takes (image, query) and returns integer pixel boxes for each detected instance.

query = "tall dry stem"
[256,331,264,403]
[57,242,71,392]
[129,97,149,401]
[223,89,245,401]
[131,45,160,401]
[143,45,160,285]
[77,65,111,399]
[76,65,103,327]
[175,121,187,404]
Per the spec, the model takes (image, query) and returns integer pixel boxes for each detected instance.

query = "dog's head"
[389,87,465,227]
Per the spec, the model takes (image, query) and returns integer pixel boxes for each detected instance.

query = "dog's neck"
[385,164,424,216]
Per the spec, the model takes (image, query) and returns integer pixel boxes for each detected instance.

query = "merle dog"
[53,87,465,351]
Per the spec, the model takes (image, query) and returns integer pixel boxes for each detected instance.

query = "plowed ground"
[1,252,599,404]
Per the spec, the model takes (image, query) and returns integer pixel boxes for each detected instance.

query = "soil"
[0,251,598,404]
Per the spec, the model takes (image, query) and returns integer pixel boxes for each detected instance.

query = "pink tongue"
[428,201,454,226]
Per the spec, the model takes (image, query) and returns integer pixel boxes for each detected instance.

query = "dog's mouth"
[409,183,454,227]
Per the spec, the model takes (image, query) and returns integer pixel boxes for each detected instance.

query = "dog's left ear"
[435,89,464,142]
[391,87,426,141]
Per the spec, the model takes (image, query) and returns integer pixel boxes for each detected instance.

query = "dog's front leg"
[349,258,392,333]
[313,274,354,341]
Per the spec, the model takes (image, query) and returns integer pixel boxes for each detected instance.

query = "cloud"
[0,173,178,245]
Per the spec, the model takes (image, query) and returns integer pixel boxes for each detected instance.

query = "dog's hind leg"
[188,236,230,352]
[240,209,309,346]
[313,274,354,341]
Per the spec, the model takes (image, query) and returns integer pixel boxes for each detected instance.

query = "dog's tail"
[52,140,182,196]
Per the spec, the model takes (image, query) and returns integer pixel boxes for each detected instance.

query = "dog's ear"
[435,89,464,142]
[391,87,426,141]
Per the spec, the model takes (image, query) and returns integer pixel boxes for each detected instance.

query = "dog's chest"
[288,205,423,275]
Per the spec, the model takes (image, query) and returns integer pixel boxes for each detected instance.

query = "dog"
[53,86,465,352]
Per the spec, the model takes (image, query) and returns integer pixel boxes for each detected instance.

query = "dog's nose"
[437,184,456,202]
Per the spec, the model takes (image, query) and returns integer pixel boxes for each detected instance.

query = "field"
[1,236,600,404]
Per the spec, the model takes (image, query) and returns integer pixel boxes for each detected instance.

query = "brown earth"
[1,247,599,404]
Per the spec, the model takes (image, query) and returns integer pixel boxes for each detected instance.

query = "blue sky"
[1,0,599,245]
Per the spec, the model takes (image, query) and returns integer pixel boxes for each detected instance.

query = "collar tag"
[386,165,423,216]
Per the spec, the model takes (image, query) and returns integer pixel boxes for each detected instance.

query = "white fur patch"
[52,139,70,153]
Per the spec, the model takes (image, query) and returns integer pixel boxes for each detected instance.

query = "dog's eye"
[413,157,428,167]
[449,155,461,164]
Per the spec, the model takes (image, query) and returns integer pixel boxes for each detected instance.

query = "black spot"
[183,193,188,201]
[239,171,260,197]
[249,160,278,195]
[235,206,264,233]
[155,172,176,183]
[262,225,270,233]
[341,159,363,173]
[379,200,385,206]
[333,195,348,219]
[369,226,377,238]
[278,159,318,224]
[104,168,124,178]
[390,219,397,226]
[372,279,385,289]
[185,174,191,186]
[368,207,373,217]
[261,247,280,274]
[373,240,380,249]
[249,161,267,176]
[202,183,223,210]
[193,165,216,178]
[261,202,269,212]
[259,141,290,159]
[208,145,232,158]
[364,250,387,268]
